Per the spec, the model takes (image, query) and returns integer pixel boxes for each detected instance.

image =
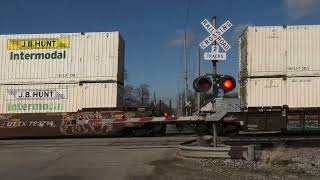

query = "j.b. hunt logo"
[6,89,67,112]
[7,89,68,100]
[8,38,70,50]
[7,38,69,60]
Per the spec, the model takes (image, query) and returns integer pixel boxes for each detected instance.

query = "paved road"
[0,136,195,180]
[2,136,316,180]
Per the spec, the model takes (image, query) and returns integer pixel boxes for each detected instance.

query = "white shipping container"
[0,83,122,114]
[0,32,124,84]
[240,77,320,108]
[239,25,320,79]
[81,83,123,109]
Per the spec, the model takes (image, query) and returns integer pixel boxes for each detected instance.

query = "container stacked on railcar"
[0,32,124,113]
[238,25,320,133]
[239,25,320,109]
[0,32,125,137]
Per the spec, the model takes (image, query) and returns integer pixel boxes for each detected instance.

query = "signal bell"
[218,75,236,93]
[193,76,212,93]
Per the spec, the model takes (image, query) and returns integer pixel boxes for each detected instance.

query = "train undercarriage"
[196,97,320,136]
[1,96,320,138]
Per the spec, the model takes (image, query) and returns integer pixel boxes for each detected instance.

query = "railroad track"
[0,135,196,148]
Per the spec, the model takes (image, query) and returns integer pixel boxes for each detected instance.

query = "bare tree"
[123,85,138,107]
[135,84,150,106]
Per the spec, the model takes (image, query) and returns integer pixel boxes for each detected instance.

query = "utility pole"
[180,93,183,116]
[159,100,162,113]
[153,91,156,106]
[177,81,181,116]
[212,16,218,147]
[196,48,201,114]
[212,16,218,98]
[183,30,189,116]
[176,96,180,116]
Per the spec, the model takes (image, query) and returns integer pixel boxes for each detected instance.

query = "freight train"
[204,25,320,135]
[0,31,202,138]
[2,25,320,138]
[0,31,164,138]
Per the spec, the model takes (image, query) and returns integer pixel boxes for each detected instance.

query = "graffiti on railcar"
[0,114,12,128]
[287,114,320,131]
[0,112,126,137]
[60,112,114,136]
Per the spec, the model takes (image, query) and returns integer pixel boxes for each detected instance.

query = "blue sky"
[1,0,320,104]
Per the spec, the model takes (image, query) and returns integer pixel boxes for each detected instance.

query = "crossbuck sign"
[199,19,232,61]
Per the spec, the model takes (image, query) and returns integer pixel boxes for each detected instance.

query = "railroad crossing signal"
[199,19,232,51]
[199,19,232,61]
[193,76,212,93]
[193,75,236,93]
[185,101,191,107]
[218,75,236,93]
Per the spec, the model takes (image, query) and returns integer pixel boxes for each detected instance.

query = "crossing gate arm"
[106,116,206,124]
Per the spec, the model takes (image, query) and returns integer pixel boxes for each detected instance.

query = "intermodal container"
[240,77,320,108]
[0,32,124,84]
[239,25,320,79]
[0,83,122,113]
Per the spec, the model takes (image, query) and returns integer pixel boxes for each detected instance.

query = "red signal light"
[193,76,212,93]
[223,79,233,89]
[218,75,236,93]
[199,79,211,89]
